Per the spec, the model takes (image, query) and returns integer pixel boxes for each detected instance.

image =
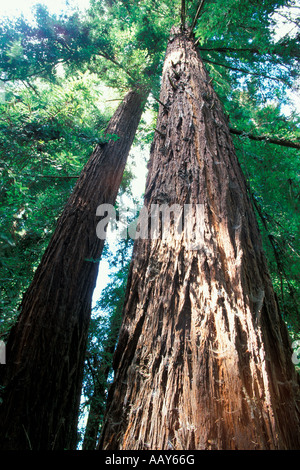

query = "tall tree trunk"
[0,88,147,451]
[98,29,300,450]
[82,311,120,450]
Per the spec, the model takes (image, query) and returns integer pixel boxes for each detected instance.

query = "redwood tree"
[98,27,300,450]
[0,87,148,450]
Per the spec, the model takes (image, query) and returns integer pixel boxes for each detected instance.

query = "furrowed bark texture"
[99,30,300,450]
[0,89,147,450]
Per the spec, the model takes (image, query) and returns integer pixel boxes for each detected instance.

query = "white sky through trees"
[0,0,90,18]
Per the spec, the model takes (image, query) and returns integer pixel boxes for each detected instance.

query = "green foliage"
[0,0,177,94]
[193,0,287,42]
[0,5,94,82]
[193,0,299,106]
[86,0,179,95]
[0,70,119,337]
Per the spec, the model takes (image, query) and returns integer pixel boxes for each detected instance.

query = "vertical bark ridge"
[0,89,148,450]
[99,29,300,450]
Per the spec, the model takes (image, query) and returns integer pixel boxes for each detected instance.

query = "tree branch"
[151,94,169,109]
[198,45,300,62]
[24,174,79,179]
[202,57,289,84]
[181,0,186,29]
[190,0,206,36]
[95,52,136,82]
[230,127,300,150]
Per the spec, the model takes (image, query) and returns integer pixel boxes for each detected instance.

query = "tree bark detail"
[99,29,300,451]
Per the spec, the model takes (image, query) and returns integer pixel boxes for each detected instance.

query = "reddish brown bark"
[98,29,300,450]
[0,88,147,450]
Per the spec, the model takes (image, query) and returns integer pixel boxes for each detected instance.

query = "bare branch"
[230,127,300,150]
[198,44,300,61]
[23,174,79,179]
[181,0,186,30]
[202,57,290,84]
[190,0,206,36]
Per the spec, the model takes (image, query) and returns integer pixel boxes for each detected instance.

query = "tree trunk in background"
[82,311,122,450]
[0,88,147,450]
[98,29,300,450]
